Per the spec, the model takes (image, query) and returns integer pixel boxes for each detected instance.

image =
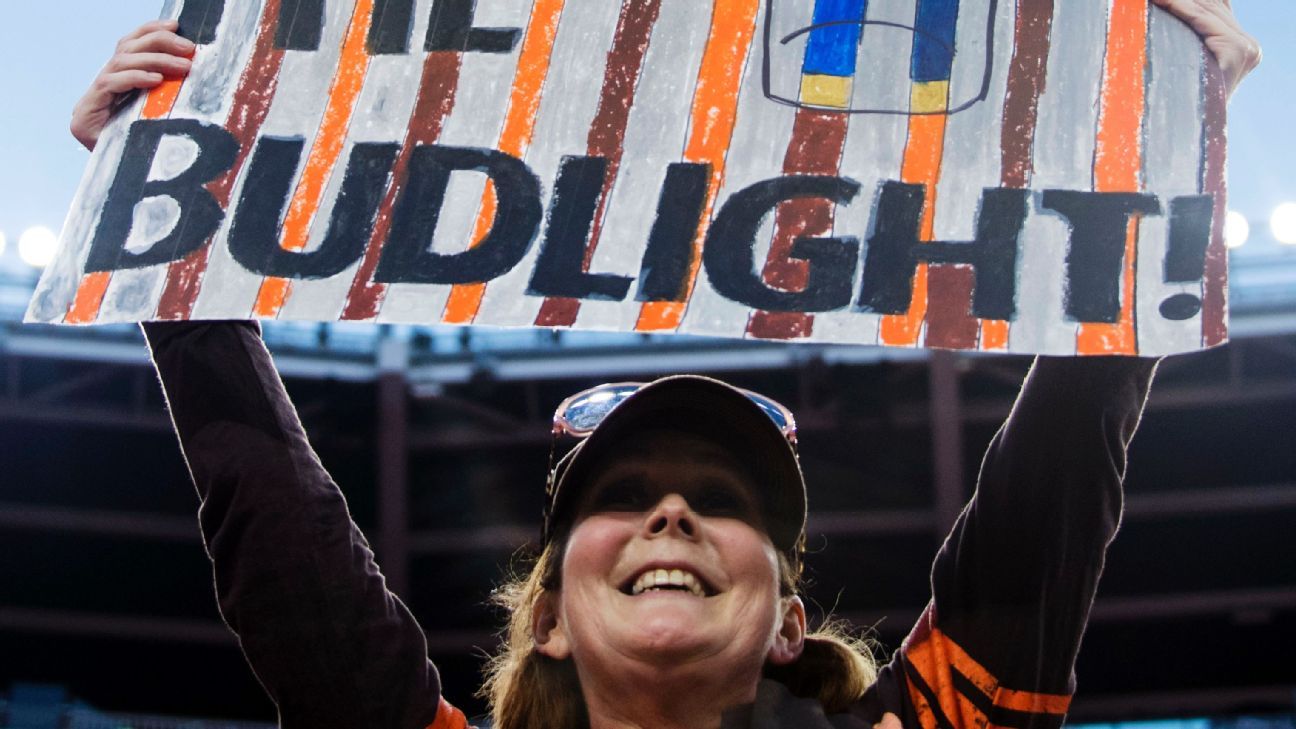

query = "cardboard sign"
[28,0,1229,355]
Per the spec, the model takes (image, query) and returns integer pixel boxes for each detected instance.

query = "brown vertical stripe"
[923,265,982,348]
[1199,55,1228,346]
[1000,0,1054,190]
[155,0,286,319]
[534,0,664,328]
[746,109,849,340]
[926,0,1054,351]
[341,51,465,320]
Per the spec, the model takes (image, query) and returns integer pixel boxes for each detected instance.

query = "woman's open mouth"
[622,568,714,597]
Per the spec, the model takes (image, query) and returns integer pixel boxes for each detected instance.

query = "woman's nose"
[644,494,698,539]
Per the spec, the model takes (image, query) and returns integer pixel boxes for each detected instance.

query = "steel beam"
[928,350,966,536]
[376,336,412,598]
[0,606,497,654]
[1069,685,1296,720]
[0,502,198,541]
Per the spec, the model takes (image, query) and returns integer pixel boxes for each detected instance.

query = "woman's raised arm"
[143,320,446,729]
[73,22,448,727]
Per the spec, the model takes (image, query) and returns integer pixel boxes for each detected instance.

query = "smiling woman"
[485,416,877,729]
[65,2,1263,729]
[139,318,1159,729]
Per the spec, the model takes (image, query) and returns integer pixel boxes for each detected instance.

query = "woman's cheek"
[563,516,632,583]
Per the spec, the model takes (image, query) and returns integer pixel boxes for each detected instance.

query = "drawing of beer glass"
[762,0,996,115]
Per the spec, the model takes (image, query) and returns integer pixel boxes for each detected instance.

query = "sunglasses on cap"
[552,382,798,441]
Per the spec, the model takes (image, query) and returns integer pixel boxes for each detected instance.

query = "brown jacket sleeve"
[143,320,443,729]
[853,356,1156,729]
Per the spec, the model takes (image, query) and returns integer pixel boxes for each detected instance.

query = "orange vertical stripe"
[442,0,566,324]
[878,111,949,346]
[253,0,376,318]
[143,79,185,118]
[1079,0,1147,354]
[635,0,761,332]
[981,319,1009,349]
[65,79,185,324]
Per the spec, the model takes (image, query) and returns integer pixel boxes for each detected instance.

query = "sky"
[0,1,1292,269]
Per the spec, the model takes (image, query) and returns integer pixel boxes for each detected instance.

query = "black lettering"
[858,182,1028,321]
[527,156,633,302]
[84,120,238,273]
[703,176,861,313]
[369,0,418,54]
[178,0,224,45]
[375,145,542,284]
[228,139,399,279]
[425,0,522,53]
[1040,189,1162,323]
[636,163,710,302]
[276,0,326,51]
[1159,194,1214,320]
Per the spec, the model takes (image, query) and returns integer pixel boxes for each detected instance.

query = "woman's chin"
[620,613,725,662]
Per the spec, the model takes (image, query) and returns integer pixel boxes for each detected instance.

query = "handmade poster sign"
[28,0,1229,355]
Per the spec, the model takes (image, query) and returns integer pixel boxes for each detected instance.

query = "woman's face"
[535,429,804,686]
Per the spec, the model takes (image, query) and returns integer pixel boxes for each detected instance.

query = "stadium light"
[18,226,58,268]
[1271,202,1296,245]
[1224,210,1249,249]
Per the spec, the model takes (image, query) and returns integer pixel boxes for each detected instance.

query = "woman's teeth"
[630,568,706,597]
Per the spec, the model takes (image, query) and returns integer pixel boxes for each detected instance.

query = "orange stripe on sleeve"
[65,79,186,324]
[903,607,1073,729]
[427,697,470,729]
[253,0,376,318]
[1078,0,1148,355]
[441,0,566,325]
[634,0,761,332]
[934,626,1072,716]
[902,604,979,726]
[993,684,1072,716]
[905,678,942,729]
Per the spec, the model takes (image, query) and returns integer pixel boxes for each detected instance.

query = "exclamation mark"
[1159,195,1214,321]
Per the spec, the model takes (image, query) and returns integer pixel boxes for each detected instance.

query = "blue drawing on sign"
[762,0,996,115]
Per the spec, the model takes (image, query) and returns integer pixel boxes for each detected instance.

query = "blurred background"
[0,2,1293,727]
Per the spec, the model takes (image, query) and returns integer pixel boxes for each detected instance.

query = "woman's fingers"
[107,51,194,77]
[70,71,161,152]
[95,69,169,97]
[118,29,197,59]
[118,18,182,46]
[874,712,903,729]
[71,20,195,151]
[1150,0,1261,96]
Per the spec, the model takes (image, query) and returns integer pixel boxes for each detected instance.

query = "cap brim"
[548,375,805,553]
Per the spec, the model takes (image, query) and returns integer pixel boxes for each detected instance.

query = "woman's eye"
[694,485,744,515]
[592,480,648,511]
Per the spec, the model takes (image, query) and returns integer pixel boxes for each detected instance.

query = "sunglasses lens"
[561,385,640,433]
[745,394,790,432]
[558,384,793,438]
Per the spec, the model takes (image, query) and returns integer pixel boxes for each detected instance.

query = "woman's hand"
[71,19,195,152]
[874,712,903,729]
[1151,0,1260,97]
